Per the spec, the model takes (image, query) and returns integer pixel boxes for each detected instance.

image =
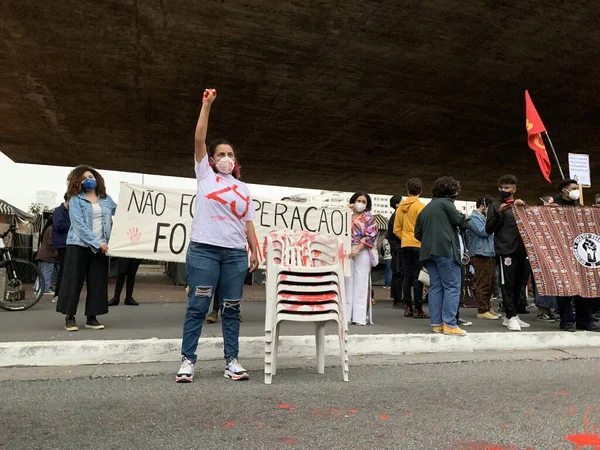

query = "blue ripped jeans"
[181,242,248,364]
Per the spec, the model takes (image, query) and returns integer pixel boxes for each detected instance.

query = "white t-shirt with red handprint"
[191,154,256,249]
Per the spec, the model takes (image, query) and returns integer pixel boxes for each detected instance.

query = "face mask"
[215,156,235,174]
[82,179,97,191]
[500,190,511,200]
[354,203,366,213]
[568,189,581,201]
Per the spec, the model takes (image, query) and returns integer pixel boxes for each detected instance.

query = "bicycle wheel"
[0,258,45,311]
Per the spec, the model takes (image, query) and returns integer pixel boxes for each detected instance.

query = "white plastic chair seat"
[276,291,340,303]
[277,273,340,284]
[276,311,341,323]
[276,302,340,314]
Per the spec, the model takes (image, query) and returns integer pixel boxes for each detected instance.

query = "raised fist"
[202,88,217,105]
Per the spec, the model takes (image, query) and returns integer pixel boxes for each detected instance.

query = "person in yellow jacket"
[394,178,429,318]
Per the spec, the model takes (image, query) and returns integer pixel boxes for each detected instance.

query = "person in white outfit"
[345,192,378,325]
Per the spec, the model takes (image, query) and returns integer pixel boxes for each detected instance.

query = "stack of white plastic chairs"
[264,229,349,384]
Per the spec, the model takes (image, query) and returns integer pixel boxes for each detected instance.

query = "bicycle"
[0,224,45,311]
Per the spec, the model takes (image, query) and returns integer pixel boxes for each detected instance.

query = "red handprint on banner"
[128,227,141,242]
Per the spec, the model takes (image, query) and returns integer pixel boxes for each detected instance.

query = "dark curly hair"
[498,174,518,187]
[66,165,107,199]
[432,176,461,198]
[349,191,373,212]
[208,138,242,180]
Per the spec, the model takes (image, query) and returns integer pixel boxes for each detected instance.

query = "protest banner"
[108,183,351,266]
[514,205,600,297]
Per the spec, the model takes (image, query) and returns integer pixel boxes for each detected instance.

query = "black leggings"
[113,258,141,300]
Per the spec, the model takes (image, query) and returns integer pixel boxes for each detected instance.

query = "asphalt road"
[2,357,600,449]
[0,296,561,342]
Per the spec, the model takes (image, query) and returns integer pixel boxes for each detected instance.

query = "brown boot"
[413,307,430,319]
[404,305,414,317]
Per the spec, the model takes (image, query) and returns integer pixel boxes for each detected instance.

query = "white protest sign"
[108,183,351,265]
[568,153,591,187]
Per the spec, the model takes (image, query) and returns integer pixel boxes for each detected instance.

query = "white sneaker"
[515,316,531,328]
[507,316,521,331]
[51,296,58,303]
[224,359,249,381]
[175,358,194,383]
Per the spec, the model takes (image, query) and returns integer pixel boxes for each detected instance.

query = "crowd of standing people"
[379,174,600,337]
[29,87,598,384]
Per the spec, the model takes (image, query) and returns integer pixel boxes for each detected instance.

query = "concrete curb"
[2,331,600,367]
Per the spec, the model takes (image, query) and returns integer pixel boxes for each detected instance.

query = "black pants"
[518,262,531,312]
[402,247,423,308]
[57,245,109,317]
[54,248,67,298]
[497,252,526,319]
[557,296,594,329]
[113,258,141,300]
[390,246,404,303]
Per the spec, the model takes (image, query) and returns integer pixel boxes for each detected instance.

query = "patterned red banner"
[514,206,600,297]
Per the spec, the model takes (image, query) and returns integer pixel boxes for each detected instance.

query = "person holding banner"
[485,175,530,332]
[551,179,596,331]
[345,192,378,326]
[57,166,117,332]
[176,89,259,383]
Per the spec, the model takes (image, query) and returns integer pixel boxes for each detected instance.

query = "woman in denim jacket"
[56,166,117,331]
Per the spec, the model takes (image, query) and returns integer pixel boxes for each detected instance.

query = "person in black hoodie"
[387,195,404,308]
[485,174,531,332]
[551,179,596,331]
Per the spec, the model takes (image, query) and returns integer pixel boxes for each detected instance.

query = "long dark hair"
[208,138,242,180]
[66,165,107,199]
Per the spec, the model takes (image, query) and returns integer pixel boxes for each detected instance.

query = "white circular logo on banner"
[573,233,600,268]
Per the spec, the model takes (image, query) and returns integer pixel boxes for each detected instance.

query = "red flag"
[525,90,552,183]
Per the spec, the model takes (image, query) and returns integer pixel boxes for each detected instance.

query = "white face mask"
[354,203,366,213]
[215,156,235,174]
[568,189,581,201]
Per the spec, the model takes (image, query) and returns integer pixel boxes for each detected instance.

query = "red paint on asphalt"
[565,407,600,449]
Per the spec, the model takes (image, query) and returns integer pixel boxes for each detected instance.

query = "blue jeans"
[38,261,57,293]
[181,242,248,364]
[384,260,392,286]
[426,256,461,328]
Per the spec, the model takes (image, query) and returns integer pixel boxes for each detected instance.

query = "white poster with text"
[108,183,351,266]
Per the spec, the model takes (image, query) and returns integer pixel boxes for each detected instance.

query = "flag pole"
[542,131,565,179]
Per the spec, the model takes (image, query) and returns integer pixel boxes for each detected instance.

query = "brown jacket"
[36,226,58,263]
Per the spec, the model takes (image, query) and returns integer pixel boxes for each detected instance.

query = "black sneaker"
[85,318,105,330]
[537,314,556,323]
[65,317,79,332]
[108,297,120,306]
[576,324,600,332]
[124,297,139,306]
[392,302,403,309]
[561,324,576,332]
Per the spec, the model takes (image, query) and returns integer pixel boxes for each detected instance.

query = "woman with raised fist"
[176,89,259,383]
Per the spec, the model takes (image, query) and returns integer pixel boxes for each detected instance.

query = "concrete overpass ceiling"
[2,1,600,199]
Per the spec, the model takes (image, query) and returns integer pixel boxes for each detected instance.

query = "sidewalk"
[2,276,600,367]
